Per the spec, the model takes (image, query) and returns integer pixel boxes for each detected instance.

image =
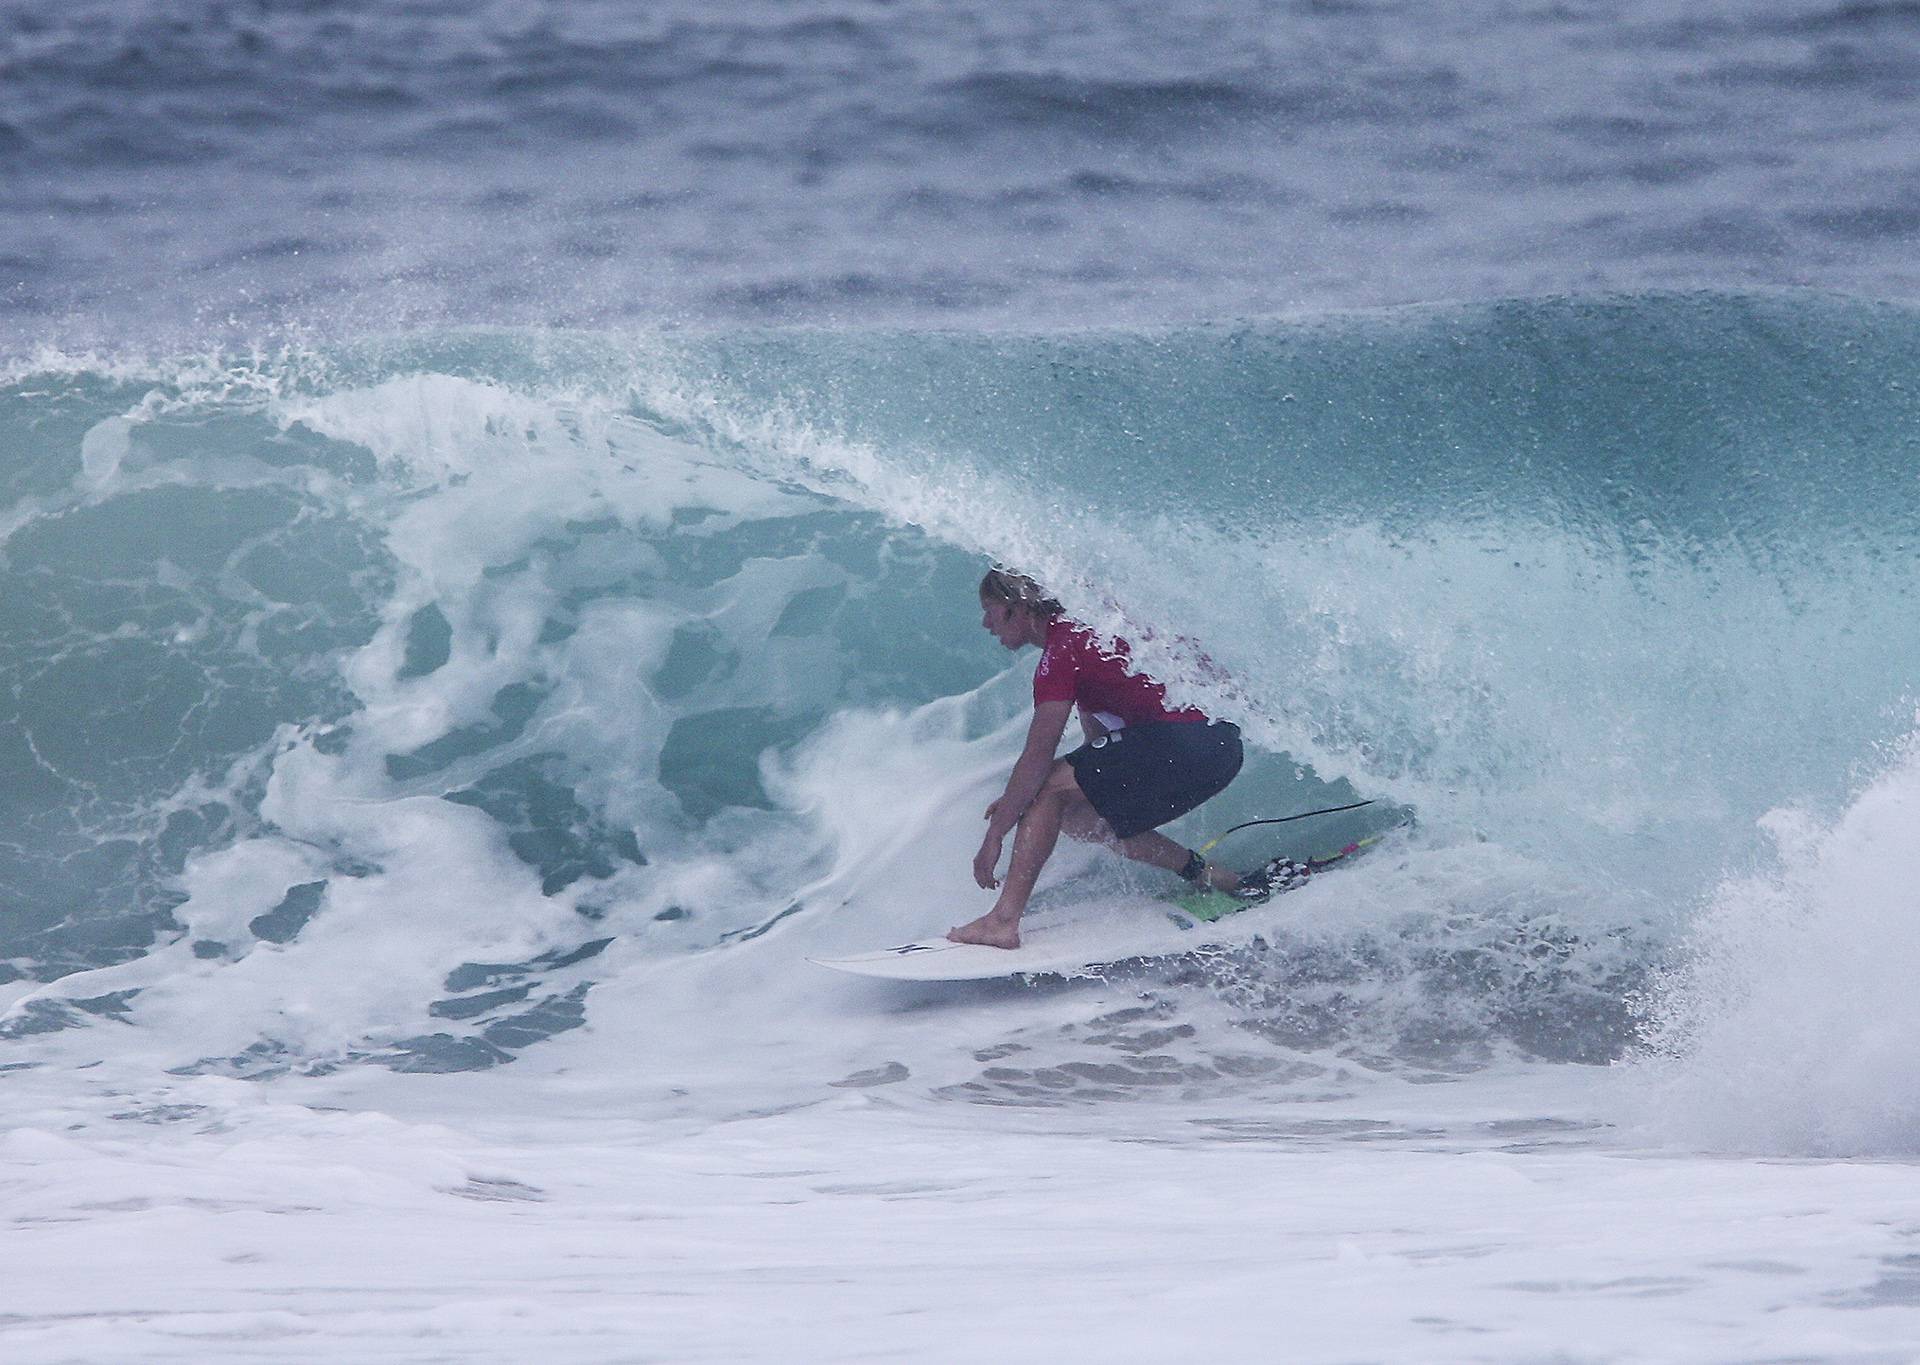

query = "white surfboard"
[807,836,1384,982]
[807,891,1262,982]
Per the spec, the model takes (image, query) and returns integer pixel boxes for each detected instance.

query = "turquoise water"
[3,290,1917,1076]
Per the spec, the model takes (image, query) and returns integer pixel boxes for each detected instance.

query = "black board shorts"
[1065,721,1243,841]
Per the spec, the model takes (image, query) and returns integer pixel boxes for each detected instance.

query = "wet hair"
[979,567,1063,618]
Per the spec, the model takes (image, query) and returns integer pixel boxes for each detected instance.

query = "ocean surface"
[5,2,1920,1360]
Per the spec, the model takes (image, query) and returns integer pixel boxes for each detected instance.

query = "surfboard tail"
[1168,832,1387,925]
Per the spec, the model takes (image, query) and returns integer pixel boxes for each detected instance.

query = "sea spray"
[1631,730,1920,1155]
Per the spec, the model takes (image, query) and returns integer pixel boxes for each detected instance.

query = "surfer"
[949,569,1254,949]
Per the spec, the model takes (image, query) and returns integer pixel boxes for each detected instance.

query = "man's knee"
[1055,778,1113,842]
[1063,805,1116,845]
[1040,759,1082,797]
[1013,769,1075,826]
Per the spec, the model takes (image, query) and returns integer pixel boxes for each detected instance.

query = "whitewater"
[7,2,1920,1361]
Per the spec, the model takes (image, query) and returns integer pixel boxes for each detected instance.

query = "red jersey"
[1031,619,1209,726]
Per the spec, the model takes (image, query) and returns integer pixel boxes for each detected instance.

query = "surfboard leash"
[1195,799,1376,857]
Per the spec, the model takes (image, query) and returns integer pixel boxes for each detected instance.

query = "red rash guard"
[1031,619,1209,726]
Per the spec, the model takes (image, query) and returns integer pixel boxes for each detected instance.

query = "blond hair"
[978,568,1063,618]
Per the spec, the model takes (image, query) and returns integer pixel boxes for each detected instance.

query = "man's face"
[981,596,1028,650]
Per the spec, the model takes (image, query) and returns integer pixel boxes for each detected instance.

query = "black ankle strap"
[1178,849,1207,884]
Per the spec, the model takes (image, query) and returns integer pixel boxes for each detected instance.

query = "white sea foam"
[1629,730,1920,1156]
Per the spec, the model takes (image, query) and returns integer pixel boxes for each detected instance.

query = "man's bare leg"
[950,767,1241,948]
[1055,804,1239,892]
[948,770,1085,948]
[1114,828,1241,893]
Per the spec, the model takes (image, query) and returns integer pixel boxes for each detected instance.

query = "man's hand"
[973,833,1004,889]
[984,797,1002,825]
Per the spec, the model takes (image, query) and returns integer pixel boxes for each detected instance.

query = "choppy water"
[5,0,1920,339]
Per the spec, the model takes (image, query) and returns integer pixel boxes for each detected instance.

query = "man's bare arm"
[985,700,1074,841]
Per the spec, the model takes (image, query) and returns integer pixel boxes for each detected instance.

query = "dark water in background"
[2,0,1918,340]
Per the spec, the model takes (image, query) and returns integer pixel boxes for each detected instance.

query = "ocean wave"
[2,291,1916,1089]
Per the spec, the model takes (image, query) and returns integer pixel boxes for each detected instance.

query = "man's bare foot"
[947,911,1021,949]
